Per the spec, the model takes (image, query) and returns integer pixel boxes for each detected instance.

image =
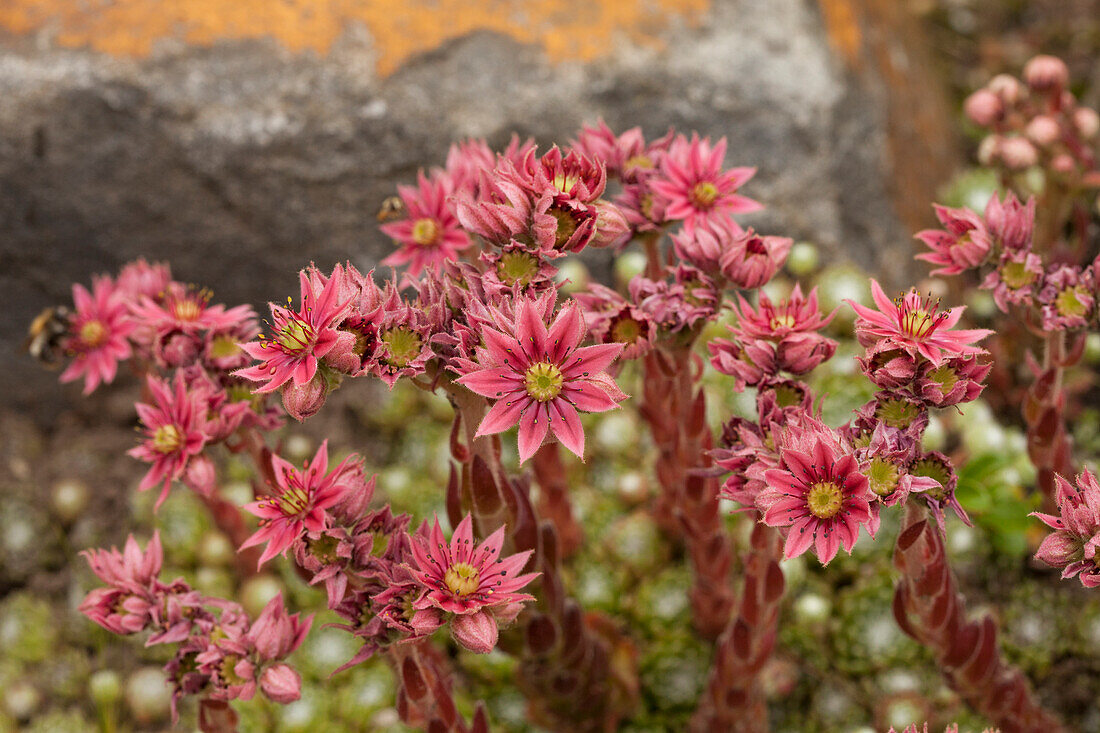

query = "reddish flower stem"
[391,642,490,733]
[892,503,1065,733]
[640,346,736,638]
[691,521,785,732]
[444,381,637,732]
[531,442,584,558]
[198,698,239,733]
[1023,330,1079,513]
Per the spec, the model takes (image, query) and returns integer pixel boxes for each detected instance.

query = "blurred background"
[2,0,1100,731]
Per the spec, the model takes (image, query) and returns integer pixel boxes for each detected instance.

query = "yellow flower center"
[525,361,564,402]
[1056,286,1091,319]
[496,251,540,286]
[865,458,899,498]
[551,170,580,194]
[152,424,183,454]
[276,484,311,517]
[172,298,202,322]
[899,307,936,338]
[690,181,719,208]
[610,317,642,345]
[277,319,312,352]
[411,218,440,247]
[444,562,480,596]
[380,327,422,368]
[550,207,578,249]
[1001,261,1037,290]
[624,154,653,171]
[208,335,241,360]
[79,320,108,348]
[806,481,843,519]
[770,314,796,330]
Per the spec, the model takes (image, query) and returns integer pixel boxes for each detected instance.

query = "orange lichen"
[0,0,709,76]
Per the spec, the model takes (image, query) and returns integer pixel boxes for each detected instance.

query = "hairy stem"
[892,503,1065,733]
[640,346,736,638]
[691,521,785,732]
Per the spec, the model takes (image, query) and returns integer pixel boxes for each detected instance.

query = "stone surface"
[1,0,949,419]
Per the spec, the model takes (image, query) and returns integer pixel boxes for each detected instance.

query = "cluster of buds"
[964,55,1098,179]
[79,533,310,717]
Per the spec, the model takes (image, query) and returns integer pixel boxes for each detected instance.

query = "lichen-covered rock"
[1,0,948,419]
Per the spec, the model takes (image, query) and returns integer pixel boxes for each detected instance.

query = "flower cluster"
[844,279,991,527]
[79,533,310,717]
[964,55,1097,179]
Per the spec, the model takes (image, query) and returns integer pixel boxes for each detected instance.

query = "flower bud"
[182,454,217,497]
[977,135,1000,166]
[988,74,1024,105]
[450,610,499,654]
[1074,108,1100,140]
[1023,55,1069,93]
[1025,115,1061,147]
[1050,153,1076,174]
[259,664,302,704]
[999,136,1038,170]
[281,375,327,422]
[963,89,1003,127]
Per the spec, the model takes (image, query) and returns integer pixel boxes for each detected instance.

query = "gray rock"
[1,0,914,420]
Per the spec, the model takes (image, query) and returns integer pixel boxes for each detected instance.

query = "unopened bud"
[963,89,1003,127]
[999,136,1038,170]
[1025,115,1061,147]
[1073,107,1100,140]
[1023,55,1069,93]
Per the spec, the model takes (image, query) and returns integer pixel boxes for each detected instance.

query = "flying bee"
[24,305,71,369]
[377,196,406,223]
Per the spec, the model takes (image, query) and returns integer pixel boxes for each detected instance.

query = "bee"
[23,305,71,369]
[377,196,406,223]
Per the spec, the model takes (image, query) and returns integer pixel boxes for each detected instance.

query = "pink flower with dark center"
[719,229,792,289]
[981,249,1044,312]
[128,373,211,509]
[455,294,626,462]
[381,171,471,277]
[650,134,761,233]
[61,276,135,394]
[235,265,352,394]
[408,514,538,653]
[847,280,992,366]
[758,417,874,564]
[240,441,359,567]
[915,203,994,276]
[1031,469,1100,587]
